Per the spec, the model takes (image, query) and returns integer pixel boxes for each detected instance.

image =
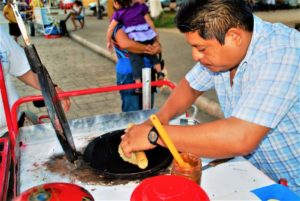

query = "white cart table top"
[18,110,274,200]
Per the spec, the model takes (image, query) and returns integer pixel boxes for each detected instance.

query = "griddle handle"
[24,44,43,74]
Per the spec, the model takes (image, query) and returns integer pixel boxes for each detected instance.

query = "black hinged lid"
[25,45,77,163]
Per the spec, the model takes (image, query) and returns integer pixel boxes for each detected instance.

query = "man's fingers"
[55,87,71,111]
[120,134,132,158]
[62,98,71,111]
[144,45,153,54]
[144,44,161,55]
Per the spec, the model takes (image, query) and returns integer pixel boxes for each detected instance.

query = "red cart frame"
[0,62,176,200]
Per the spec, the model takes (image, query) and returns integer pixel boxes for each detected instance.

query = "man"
[112,24,161,112]
[0,27,70,136]
[120,0,300,195]
[3,0,22,42]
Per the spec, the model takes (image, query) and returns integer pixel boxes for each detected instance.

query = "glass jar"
[170,152,202,185]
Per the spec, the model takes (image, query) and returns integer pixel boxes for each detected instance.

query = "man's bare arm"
[18,70,71,111]
[154,79,270,157]
[115,28,161,55]
[18,70,41,90]
[161,117,270,158]
[120,77,270,159]
[121,111,269,159]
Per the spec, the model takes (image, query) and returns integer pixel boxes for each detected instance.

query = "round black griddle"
[84,129,172,179]
[24,45,77,163]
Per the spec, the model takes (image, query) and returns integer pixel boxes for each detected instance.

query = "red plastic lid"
[14,182,94,201]
[131,175,210,201]
[44,34,62,39]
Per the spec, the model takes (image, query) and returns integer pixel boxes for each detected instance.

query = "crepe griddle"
[84,129,172,179]
[24,45,77,163]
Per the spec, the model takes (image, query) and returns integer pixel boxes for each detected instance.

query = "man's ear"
[225,28,242,47]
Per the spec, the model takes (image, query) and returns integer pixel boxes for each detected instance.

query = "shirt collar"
[237,15,263,73]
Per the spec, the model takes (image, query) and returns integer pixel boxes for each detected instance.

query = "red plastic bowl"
[14,182,94,201]
[131,175,210,201]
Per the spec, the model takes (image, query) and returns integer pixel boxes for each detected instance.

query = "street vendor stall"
[16,109,278,200]
[2,5,298,201]
[1,68,298,200]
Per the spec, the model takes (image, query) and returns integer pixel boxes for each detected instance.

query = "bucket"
[131,175,210,201]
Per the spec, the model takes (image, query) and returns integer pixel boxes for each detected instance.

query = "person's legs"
[79,19,84,29]
[9,23,20,43]
[70,13,77,31]
[151,55,165,80]
[128,52,144,93]
[128,53,143,81]
[77,16,84,28]
[117,72,142,112]
[153,60,162,72]
[121,92,142,112]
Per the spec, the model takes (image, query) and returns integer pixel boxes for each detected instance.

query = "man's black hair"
[175,0,253,44]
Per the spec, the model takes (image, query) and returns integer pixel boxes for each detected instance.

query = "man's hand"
[144,42,161,55]
[120,122,156,158]
[55,86,71,112]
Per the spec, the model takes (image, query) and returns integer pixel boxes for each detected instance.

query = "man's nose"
[192,48,204,62]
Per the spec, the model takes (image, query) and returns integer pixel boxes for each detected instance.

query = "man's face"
[185,31,243,72]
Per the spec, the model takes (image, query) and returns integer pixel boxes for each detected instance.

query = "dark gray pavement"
[12,8,300,124]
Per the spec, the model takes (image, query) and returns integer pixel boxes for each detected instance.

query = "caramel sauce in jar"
[170,152,202,184]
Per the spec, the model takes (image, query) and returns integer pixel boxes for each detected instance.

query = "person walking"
[3,0,21,42]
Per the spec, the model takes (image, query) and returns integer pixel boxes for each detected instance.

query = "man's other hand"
[55,86,71,111]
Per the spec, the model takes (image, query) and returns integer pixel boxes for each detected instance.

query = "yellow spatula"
[150,114,190,168]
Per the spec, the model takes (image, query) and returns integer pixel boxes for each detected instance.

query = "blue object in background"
[44,25,60,35]
[251,184,300,201]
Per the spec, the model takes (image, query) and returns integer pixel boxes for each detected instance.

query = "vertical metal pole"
[0,63,18,199]
[142,68,151,110]
[0,63,16,148]
[97,0,102,19]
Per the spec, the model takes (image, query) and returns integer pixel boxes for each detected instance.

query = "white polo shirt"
[0,27,31,135]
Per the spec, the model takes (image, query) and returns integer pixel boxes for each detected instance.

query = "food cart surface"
[18,109,275,200]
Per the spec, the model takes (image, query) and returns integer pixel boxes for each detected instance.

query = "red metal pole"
[11,80,176,136]
[0,63,17,152]
[0,63,18,199]
[0,138,10,201]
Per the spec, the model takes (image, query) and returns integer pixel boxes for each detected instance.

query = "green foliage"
[153,12,177,28]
